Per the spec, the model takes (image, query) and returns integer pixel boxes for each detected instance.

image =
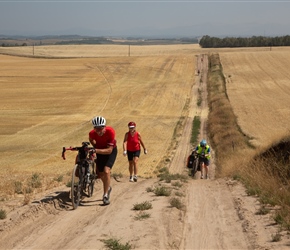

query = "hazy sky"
[1,0,290,37]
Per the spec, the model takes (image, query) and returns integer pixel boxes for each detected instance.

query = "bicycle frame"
[62,142,97,209]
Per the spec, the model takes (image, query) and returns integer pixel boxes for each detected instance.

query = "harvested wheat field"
[0,44,201,194]
[220,47,290,148]
[1,44,290,249]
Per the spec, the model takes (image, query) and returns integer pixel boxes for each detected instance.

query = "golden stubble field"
[0,44,200,196]
[220,47,290,148]
[1,44,290,198]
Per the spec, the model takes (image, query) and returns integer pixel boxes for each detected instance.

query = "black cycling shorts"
[96,147,117,172]
[199,157,210,166]
[127,150,140,161]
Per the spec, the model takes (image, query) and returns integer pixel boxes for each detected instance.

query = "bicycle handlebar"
[62,142,95,160]
[192,152,206,158]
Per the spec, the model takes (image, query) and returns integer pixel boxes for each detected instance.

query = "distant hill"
[0,35,199,47]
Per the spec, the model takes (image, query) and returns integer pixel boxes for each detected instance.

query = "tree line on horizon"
[3,35,290,48]
[199,35,290,48]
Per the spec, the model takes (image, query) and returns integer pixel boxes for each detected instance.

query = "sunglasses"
[94,126,105,130]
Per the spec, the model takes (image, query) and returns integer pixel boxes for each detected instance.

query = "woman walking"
[123,121,147,182]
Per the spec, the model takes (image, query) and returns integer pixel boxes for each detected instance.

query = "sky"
[1,0,290,38]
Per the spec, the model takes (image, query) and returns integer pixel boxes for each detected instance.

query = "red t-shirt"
[127,132,140,151]
[89,126,116,148]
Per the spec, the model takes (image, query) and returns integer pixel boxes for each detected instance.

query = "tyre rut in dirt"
[71,164,81,209]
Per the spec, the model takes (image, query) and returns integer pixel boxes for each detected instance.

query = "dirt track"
[1,52,288,250]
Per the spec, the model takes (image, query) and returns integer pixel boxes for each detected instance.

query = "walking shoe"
[200,175,204,179]
[205,175,209,180]
[129,176,134,182]
[103,194,110,205]
[108,186,112,200]
[133,175,138,182]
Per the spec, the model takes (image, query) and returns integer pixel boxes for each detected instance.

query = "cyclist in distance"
[123,121,147,182]
[89,116,117,205]
[194,139,211,179]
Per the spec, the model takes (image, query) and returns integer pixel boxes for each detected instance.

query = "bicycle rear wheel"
[71,164,81,209]
[88,162,96,197]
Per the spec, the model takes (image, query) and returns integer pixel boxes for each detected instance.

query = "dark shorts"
[127,150,140,161]
[199,157,210,166]
[96,147,117,172]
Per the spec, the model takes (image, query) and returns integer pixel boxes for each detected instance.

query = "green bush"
[134,212,150,220]
[154,186,171,196]
[170,197,184,210]
[101,237,132,250]
[54,175,63,182]
[29,173,42,188]
[0,209,7,220]
[133,201,152,211]
[14,181,23,194]
[271,232,282,242]
[171,181,182,188]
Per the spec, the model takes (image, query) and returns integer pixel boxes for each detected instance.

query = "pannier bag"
[187,154,195,169]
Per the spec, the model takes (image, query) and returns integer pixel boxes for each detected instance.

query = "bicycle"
[189,152,205,178]
[62,142,97,209]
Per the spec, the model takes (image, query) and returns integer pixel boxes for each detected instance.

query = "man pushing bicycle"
[193,139,211,179]
[89,116,117,205]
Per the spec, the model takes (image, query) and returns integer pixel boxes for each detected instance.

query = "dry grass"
[207,53,250,168]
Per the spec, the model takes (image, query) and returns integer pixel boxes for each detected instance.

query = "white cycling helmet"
[92,116,106,127]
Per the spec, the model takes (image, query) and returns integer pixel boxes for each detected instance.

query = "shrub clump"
[134,212,151,221]
[154,186,171,196]
[101,237,132,250]
[133,201,152,211]
[170,197,184,210]
[0,209,7,220]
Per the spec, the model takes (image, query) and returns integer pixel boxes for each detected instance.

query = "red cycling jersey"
[89,126,116,149]
[126,132,140,151]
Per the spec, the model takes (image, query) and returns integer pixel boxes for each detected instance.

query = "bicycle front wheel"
[191,159,199,178]
[71,164,81,209]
